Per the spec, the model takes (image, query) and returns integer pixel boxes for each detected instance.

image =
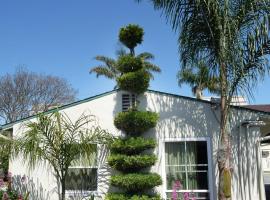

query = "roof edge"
[147,89,270,115]
[2,89,270,129]
[1,89,118,129]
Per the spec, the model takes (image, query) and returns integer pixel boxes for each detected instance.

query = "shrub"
[117,70,150,94]
[117,55,143,73]
[119,24,144,51]
[114,111,158,135]
[105,193,162,200]
[110,173,162,192]
[0,190,19,200]
[110,137,156,155]
[108,154,157,172]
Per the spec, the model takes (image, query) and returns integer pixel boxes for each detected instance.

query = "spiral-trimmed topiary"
[117,55,143,73]
[108,154,157,172]
[111,173,162,192]
[117,69,150,94]
[110,137,156,155]
[105,193,162,200]
[114,110,159,135]
[107,24,161,199]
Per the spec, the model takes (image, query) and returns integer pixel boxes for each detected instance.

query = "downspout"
[241,120,266,200]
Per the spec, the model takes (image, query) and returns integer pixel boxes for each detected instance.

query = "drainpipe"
[241,120,266,200]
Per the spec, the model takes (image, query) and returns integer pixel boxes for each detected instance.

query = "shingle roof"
[243,105,270,113]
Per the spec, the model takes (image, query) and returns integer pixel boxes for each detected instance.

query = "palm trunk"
[60,173,66,200]
[218,63,231,200]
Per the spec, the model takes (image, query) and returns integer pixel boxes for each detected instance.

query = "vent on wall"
[122,94,136,111]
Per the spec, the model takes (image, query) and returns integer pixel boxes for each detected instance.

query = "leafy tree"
[138,0,270,199]
[0,68,77,124]
[177,61,220,99]
[0,111,112,200]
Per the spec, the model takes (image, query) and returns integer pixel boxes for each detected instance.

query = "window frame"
[162,137,214,200]
[65,144,99,197]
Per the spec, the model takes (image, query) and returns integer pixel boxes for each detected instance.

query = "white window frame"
[65,144,99,198]
[162,137,214,200]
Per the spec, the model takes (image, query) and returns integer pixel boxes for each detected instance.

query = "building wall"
[9,90,265,200]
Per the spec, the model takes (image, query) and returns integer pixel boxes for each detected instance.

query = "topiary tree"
[105,24,162,200]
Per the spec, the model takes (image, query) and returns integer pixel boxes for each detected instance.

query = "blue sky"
[0,0,269,104]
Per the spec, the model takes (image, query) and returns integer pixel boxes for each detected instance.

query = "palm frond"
[89,66,117,79]
[143,62,161,73]
[138,52,155,60]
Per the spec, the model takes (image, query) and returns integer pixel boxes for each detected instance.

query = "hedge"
[114,110,159,135]
[117,70,150,94]
[110,137,156,155]
[110,173,162,192]
[117,55,143,73]
[105,193,162,200]
[108,154,157,172]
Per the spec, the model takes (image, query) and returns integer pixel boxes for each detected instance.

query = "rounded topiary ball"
[117,55,143,73]
[119,24,144,51]
[117,69,150,94]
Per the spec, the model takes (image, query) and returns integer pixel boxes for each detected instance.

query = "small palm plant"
[1,111,112,200]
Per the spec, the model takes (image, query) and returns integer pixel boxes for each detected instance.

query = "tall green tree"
[138,0,270,199]
[0,111,112,200]
[178,61,219,99]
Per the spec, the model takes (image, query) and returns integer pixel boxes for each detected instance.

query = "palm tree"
[0,111,112,200]
[138,0,270,199]
[177,61,219,99]
[90,50,161,84]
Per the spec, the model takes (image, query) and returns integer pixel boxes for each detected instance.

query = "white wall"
[9,90,266,200]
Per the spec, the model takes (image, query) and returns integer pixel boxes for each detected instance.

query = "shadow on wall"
[12,175,51,200]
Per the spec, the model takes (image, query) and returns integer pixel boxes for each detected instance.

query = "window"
[122,93,136,111]
[165,140,210,200]
[65,145,98,192]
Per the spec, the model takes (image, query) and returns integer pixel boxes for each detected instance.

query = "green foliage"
[117,69,150,94]
[0,150,9,175]
[108,154,157,172]
[0,190,19,200]
[110,137,156,155]
[110,173,162,192]
[7,111,112,200]
[119,24,144,53]
[105,193,162,200]
[117,55,143,73]
[114,111,159,135]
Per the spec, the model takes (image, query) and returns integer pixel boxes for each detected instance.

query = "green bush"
[111,173,162,192]
[0,190,19,200]
[108,154,157,172]
[117,70,150,94]
[117,55,143,73]
[110,137,156,155]
[114,110,159,135]
[105,193,162,200]
[119,24,144,51]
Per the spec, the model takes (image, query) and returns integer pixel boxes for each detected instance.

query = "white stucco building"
[2,90,270,200]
